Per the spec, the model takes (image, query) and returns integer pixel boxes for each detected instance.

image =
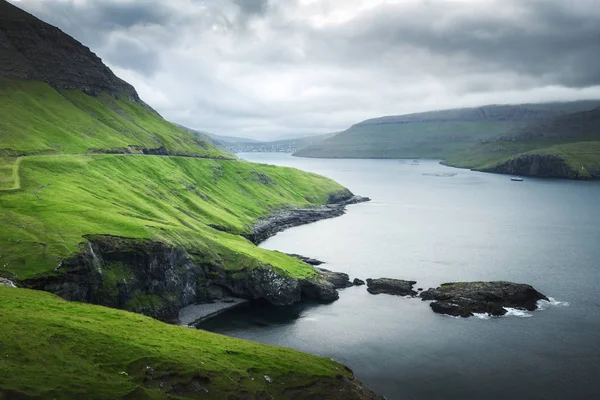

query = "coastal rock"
[366,278,418,296]
[287,254,324,266]
[316,267,353,289]
[21,235,340,322]
[481,154,581,179]
[246,189,370,244]
[420,281,549,317]
[353,278,365,286]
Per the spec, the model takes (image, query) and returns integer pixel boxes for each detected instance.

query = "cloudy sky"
[11,0,600,140]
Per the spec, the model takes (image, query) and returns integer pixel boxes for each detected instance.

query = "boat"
[511,177,524,182]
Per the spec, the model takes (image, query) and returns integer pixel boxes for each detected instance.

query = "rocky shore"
[245,189,370,244]
[364,277,550,318]
[420,281,549,317]
[366,278,418,296]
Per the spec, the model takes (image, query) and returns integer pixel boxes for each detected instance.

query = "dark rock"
[417,288,423,291]
[420,281,549,318]
[353,278,365,286]
[481,154,581,179]
[246,190,370,244]
[315,268,353,289]
[366,278,418,296]
[286,254,324,266]
[21,235,340,322]
[0,1,149,107]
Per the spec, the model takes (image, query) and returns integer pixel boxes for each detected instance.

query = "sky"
[10,0,600,140]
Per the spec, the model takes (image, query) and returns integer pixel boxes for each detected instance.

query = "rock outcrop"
[366,278,418,296]
[21,235,339,323]
[481,153,582,179]
[287,254,325,266]
[420,281,549,317]
[0,0,147,105]
[246,189,370,244]
[316,267,353,289]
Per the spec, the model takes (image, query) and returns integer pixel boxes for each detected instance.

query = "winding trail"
[0,153,234,192]
[0,156,22,191]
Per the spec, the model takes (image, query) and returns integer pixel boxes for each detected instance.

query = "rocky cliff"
[480,153,593,179]
[0,0,144,103]
[22,235,339,323]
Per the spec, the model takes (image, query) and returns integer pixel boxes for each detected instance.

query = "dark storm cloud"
[234,0,269,16]
[10,0,600,139]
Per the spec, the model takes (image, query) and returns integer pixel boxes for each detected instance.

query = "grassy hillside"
[446,108,600,178]
[0,76,227,158]
[0,154,345,281]
[295,102,600,160]
[0,287,375,400]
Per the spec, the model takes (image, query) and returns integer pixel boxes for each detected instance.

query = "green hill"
[445,107,600,178]
[0,287,378,399]
[0,1,376,397]
[294,102,600,160]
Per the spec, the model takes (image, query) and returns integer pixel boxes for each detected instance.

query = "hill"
[445,107,600,178]
[0,1,376,397]
[294,102,600,160]
[223,132,338,153]
[0,286,379,399]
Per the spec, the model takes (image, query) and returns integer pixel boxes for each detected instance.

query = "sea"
[199,153,600,400]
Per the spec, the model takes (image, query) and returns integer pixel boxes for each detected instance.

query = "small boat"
[511,177,524,182]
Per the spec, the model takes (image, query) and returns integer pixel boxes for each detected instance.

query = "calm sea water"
[200,153,600,400]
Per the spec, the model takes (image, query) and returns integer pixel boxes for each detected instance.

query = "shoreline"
[246,191,370,245]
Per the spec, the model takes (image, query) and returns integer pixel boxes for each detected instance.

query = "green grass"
[0,154,346,280]
[0,76,228,158]
[0,287,355,399]
[0,157,19,191]
[446,140,600,178]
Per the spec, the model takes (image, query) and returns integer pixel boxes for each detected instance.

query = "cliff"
[0,0,143,102]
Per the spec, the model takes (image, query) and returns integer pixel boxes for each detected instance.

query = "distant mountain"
[294,101,600,160]
[225,132,338,153]
[446,107,600,179]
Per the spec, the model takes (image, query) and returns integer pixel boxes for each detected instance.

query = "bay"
[199,153,600,400]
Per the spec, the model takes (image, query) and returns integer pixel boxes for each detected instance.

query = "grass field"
[0,286,363,400]
[0,154,345,280]
[0,76,228,158]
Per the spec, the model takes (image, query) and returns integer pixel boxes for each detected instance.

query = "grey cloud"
[11,0,600,140]
[234,0,269,16]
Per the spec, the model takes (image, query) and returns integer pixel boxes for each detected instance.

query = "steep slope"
[446,107,600,178]
[0,0,363,316]
[0,287,379,400]
[294,102,600,160]
[0,1,379,397]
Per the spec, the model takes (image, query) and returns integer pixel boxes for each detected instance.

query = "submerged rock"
[420,281,549,317]
[366,278,418,296]
[353,278,365,286]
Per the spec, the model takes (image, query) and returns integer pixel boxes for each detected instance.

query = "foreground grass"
[0,287,357,400]
[0,154,346,280]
